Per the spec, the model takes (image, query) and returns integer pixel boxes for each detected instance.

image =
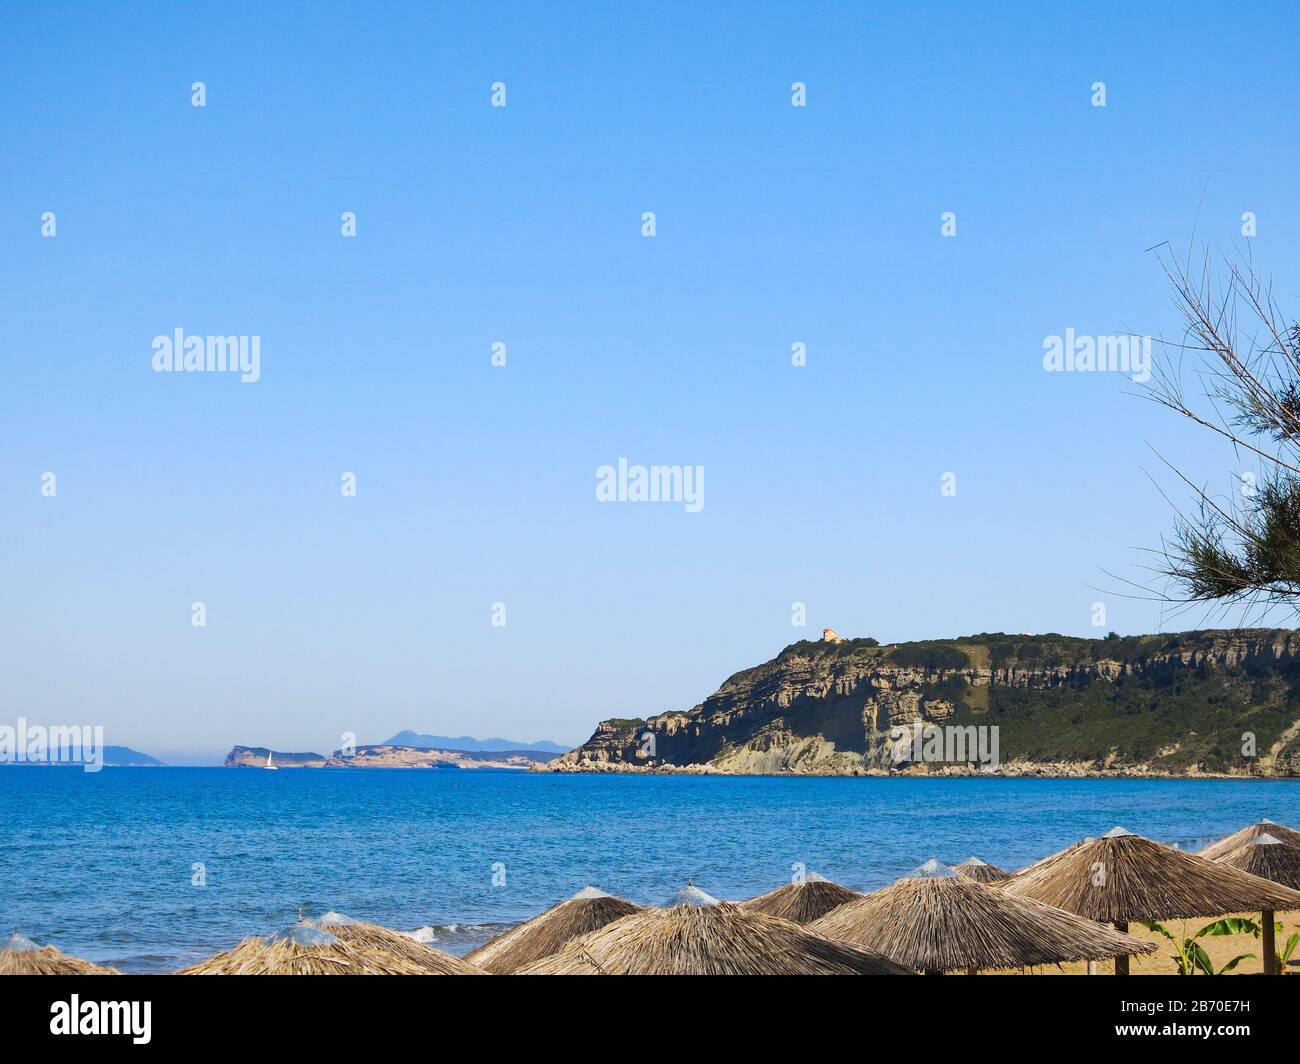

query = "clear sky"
[3,2,1297,763]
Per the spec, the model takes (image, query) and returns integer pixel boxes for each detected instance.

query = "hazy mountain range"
[381,730,570,753]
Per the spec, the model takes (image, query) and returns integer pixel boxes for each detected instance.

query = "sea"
[2,767,1298,973]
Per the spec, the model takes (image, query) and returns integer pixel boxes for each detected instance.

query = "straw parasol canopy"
[311,911,485,974]
[465,887,641,974]
[1213,834,1300,891]
[176,918,483,975]
[662,881,720,907]
[740,872,858,924]
[952,856,1013,884]
[1014,838,1089,875]
[0,931,120,975]
[1200,819,1300,862]
[1003,827,1300,923]
[515,902,914,975]
[808,859,1155,974]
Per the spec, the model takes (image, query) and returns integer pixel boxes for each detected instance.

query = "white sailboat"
[264,751,278,771]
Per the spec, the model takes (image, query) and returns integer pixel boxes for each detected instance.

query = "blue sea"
[2,767,1298,973]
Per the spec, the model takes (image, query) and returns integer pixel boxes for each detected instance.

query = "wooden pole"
[1114,922,1129,975]
[1262,910,1276,976]
[1087,959,1097,975]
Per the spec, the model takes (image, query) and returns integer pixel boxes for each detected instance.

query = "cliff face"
[548,630,1300,778]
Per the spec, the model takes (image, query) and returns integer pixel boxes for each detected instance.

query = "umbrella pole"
[1087,960,1096,975]
[1261,909,1276,976]
[1114,922,1129,976]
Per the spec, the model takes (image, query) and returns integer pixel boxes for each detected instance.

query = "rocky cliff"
[546,630,1300,778]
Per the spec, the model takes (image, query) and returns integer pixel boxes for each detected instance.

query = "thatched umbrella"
[464,887,641,974]
[808,859,1154,975]
[312,911,485,974]
[1200,818,1300,861]
[952,856,1013,884]
[515,902,913,975]
[1212,833,1300,973]
[740,871,858,924]
[176,919,483,975]
[662,881,719,907]
[0,931,119,975]
[1213,834,1300,891]
[1015,838,1089,875]
[1004,826,1300,975]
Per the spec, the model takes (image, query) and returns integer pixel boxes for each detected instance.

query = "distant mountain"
[104,746,164,766]
[381,730,570,753]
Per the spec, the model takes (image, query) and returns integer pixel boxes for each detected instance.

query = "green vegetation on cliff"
[555,629,1300,777]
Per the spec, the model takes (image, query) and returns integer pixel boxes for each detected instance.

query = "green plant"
[1272,924,1299,972]
[1141,918,1259,975]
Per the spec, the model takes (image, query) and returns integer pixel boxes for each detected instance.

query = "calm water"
[2,767,1298,973]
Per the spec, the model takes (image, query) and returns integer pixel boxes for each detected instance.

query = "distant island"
[103,746,164,766]
[381,730,569,753]
[0,745,164,768]
[546,628,1300,778]
[223,744,561,770]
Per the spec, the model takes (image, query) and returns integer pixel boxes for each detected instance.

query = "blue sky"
[3,1,1298,762]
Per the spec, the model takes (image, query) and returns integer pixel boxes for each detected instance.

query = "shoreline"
[5,762,1297,781]
[538,762,1299,781]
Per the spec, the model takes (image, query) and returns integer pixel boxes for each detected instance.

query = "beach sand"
[993,912,1300,975]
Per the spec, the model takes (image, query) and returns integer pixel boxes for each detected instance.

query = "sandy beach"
[996,913,1300,976]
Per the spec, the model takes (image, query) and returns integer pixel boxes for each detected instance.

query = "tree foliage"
[1149,249,1300,612]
